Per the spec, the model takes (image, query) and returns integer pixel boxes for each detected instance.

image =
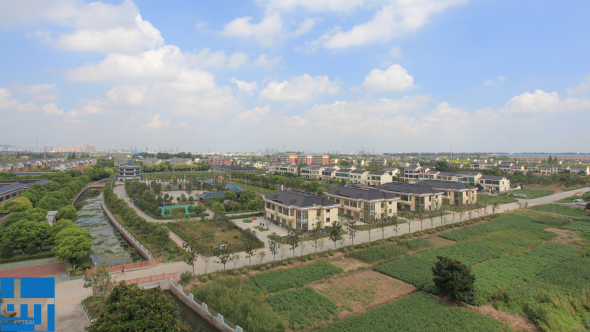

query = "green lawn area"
[82,296,106,319]
[225,180,275,194]
[478,194,518,204]
[501,188,554,199]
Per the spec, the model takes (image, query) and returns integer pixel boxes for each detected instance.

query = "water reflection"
[163,291,218,332]
[76,190,142,267]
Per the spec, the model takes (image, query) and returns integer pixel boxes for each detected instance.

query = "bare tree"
[231,253,241,269]
[268,232,280,261]
[202,255,211,274]
[345,217,358,246]
[280,243,287,260]
[256,251,266,264]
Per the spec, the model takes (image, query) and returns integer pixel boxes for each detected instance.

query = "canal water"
[164,291,219,332]
[75,189,142,267]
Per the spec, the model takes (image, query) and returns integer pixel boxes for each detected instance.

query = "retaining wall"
[71,185,89,206]
[99,194,154,260]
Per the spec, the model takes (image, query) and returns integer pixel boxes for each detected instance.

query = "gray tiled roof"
[376,182,442,195]
[480,175,506,180]
[414,180,477,191]
[326,187,395,200]
[265,190,337,208]
[0,183,26,195]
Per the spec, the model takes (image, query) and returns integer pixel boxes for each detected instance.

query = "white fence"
[100,194,154,260]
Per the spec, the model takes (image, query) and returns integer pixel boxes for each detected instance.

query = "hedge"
[0,250,55,264]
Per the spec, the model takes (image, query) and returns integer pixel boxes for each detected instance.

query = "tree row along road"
[56,186,589,328]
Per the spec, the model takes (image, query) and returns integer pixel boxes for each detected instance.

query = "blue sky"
[1,0,589,153]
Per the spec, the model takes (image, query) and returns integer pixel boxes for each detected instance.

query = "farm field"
[318,291,507,332]
[478,194,518,205]
[190,207,590,332]
[311,270,416,318]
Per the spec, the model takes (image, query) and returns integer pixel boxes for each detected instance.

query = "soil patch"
[329,257,371,272]
[424,235,456,249]
[311,270,416,319]
[432,295,537,331]
[546,228,585,247]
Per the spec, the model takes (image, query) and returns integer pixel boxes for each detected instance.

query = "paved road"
[56,186,590,331]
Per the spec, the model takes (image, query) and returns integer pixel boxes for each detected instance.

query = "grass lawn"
[82,296,106,319]
[478,194,517,204]
[224,180,276,194]
[167,219,261,255]
[501,188,554,199]
[253,226,268,232]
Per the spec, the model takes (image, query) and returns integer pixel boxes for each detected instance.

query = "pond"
[75,189,143,267]
[163,290,219,332]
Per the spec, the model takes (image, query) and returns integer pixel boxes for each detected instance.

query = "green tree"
[268,232,280,260]
[54,233,93,270]
[243,229,257,265]
[344,217,358,246]
[36,195,63,211]
[431,255,476,303]
[182,239,199,276]
[286,227,300,257]
[435,160,451,172]
[215,247,231,270]
[83,268,113,306]
[310,223,323,253]
[86,282,190,332]
[56,205,78,221]
[152,226,169,255]
[0,197,33,213]
[329,221,343,249]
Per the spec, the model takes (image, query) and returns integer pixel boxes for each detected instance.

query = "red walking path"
[0,262,66,278]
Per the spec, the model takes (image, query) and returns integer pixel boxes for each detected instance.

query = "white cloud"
[41,103,65,116]
[229,78,258,97]
[253,54,283,68]
[24,0,164,54]
[232,105,270,126]
[255,0,367,13]
[107,85,146,105]
[566,74,590,94]
[293,17,317,36]
[500,90,590,114]
[0,88,47,113]
[483,76,506,86]
[8,83,59,102]
[259,74,341,102]
[144,114,170,130]
[310,0,467,50]
[363,64,417,92]
[221,11,285,47]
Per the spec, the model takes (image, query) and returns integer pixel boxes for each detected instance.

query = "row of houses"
[263,180,479,231]
[0,158,97,173]
[270,154,330,164]
[403,166,510,193]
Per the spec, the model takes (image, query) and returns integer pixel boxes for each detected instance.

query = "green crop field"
[318,291,507,332]
[249,261,343,292]
[376,227,554,290]
[266,287,337,329]
[531,203,590,217]
[439,214,545,241]
[397,238,433,251]
[349,243,408,263]
[471,243,578,305]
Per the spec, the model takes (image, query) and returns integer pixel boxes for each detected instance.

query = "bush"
[414,231,424,237]
[0,250,54,264]
[200,275,209,282]
[266,263,272,269]
[180,271,193,285]
[232,270,241,276]
[328,249,335,256]
[342,248,349,253]
[260,267,266,272]
[324,253,330,258]
[432,256,475,303]
[288,259,295,264]
[241,268,249,274]
[210,273,218,280]
[243,219,252,223]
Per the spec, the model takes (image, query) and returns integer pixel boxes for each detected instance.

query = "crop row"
[530,204,590,218]
[397,238,433,251]
[318,291,506,332]
[439,213,546,241]
[250,261,343,292]
[266,287,337,329]
[376,228,553,290]
[471,243,577,305]
[349,243,408,263]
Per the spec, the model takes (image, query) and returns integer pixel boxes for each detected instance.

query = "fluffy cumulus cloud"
[307,0,468,50]
[8,83,59,102]
[19,0,164,54]
[221,11,285,47]
[232,105,271,126]
[500,89,590,115]
[566,74,590,94]
[0,87,64,115]
[259,74,341,102]
[363,64,418,93]
[483,76,506,86]
[144,114,170,130]
[230,78,258,96]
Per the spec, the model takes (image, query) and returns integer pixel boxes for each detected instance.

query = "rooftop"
[265,190,337,208]
[326,187,397,201]
[375,182,442,195]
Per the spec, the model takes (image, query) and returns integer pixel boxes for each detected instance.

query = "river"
[164,291,219,332]
[75,189,143,267]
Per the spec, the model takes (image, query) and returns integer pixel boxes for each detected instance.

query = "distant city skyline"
[1,1,589,151]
